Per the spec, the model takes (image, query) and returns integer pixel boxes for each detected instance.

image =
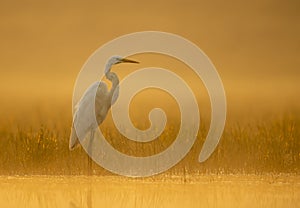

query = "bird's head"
[105,56,139,73]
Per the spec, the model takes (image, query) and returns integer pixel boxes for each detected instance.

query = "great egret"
[69,56,139,150]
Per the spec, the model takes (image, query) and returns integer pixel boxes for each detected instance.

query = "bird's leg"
[87,129,94,208]
[87,129,94,175]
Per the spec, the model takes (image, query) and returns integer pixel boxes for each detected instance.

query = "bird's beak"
[121,58,139,64]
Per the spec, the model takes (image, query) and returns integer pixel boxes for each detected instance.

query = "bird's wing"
[70,81,106,149]
[73,82,106,114]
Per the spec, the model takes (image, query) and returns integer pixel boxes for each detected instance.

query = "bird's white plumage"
[69,56,138,150]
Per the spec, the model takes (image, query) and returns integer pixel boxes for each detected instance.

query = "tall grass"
[0,113,298,176]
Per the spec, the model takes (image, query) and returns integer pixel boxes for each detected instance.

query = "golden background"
[0,1,299,207]
[0,0,299,119]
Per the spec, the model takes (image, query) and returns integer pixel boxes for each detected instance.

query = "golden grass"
[0,108,298,176]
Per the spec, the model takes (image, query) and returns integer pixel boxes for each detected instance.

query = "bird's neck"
[106,71,119,99]
[104,62,113,74]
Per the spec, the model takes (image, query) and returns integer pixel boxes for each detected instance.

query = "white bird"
[69,56,139,150]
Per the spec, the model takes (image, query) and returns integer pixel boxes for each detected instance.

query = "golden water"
[0,175,299,208]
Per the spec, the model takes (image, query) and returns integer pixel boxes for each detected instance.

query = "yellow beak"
[121,58,139,64]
